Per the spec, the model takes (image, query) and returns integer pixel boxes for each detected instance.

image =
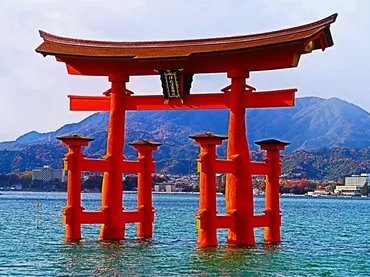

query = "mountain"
[0,96,369,178]
[247,97,370,150]
[15,131,43,143]
[281,147,370,180]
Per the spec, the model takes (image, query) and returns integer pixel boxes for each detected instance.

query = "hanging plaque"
[160,70,181,100]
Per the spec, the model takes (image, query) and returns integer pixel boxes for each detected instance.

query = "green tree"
[361,182,369,196]
[83,175,103,191]
[20,171,32,190]
[124,176,137,191]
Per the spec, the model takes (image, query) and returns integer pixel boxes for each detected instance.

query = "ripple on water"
[0,193,370,276]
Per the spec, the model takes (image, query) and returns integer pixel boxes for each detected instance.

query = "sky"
[0,0,368,141]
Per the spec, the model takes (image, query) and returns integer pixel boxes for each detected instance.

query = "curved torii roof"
[35,14,337,76]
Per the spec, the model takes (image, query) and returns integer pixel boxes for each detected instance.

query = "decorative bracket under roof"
[102,87,134,96]
[221,83,256,93]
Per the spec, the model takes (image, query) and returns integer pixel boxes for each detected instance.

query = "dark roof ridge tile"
[38,13,337,49]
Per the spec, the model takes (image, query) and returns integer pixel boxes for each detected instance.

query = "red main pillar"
[129,140,162,239]
[100,74,129,240]
[226,70,255,245]
[57,134,94,241]
[255,139,290,244]
[190,132,227,247]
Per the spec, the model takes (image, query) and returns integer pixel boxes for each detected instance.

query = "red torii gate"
[36,14,337,246]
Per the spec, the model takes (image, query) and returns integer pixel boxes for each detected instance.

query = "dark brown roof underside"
[189,132,228,140]
[56,134,95,141]
[254,139,290,146]
[128,140,162,146]
[36,14,337,59]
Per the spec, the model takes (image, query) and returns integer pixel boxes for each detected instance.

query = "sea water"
[0,192,369,276]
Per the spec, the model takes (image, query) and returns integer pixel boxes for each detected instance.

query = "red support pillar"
[255,139,290,244]
[226,70,255,245]
[129,140,162,239]
[57,134,94,241]
[100,74,129,240]
[190,132,228,247]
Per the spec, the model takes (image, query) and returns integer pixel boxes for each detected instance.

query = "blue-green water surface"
[0,192,369,276]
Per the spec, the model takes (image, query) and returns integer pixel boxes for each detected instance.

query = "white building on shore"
[335,173,369,196]
[32,166,66,182]
[154,184,177,192]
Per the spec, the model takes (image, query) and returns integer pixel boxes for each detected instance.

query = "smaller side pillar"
[190,132,228,247]
[57,134,94,241]
[129,140,162,239]
[255,139,290,244]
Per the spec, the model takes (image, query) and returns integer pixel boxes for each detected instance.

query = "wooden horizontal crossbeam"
[81,211,105,224]
[76,210,142,225]
[122,160,143,173]
[69,158,143,173]
[197,213,274,230]
[214,159,236,173]
[216,215,236,229]
[198,159,271,175]
[215,214,273,229]
[253,214,271,228]
[123,210,142,223]
[250,162,271,175]
[82,159,110,172]
[68,89,296,111]
[243,89,296,108]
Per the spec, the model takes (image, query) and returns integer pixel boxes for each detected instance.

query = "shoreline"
[0,190,223,195]
[0,190,369,199]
